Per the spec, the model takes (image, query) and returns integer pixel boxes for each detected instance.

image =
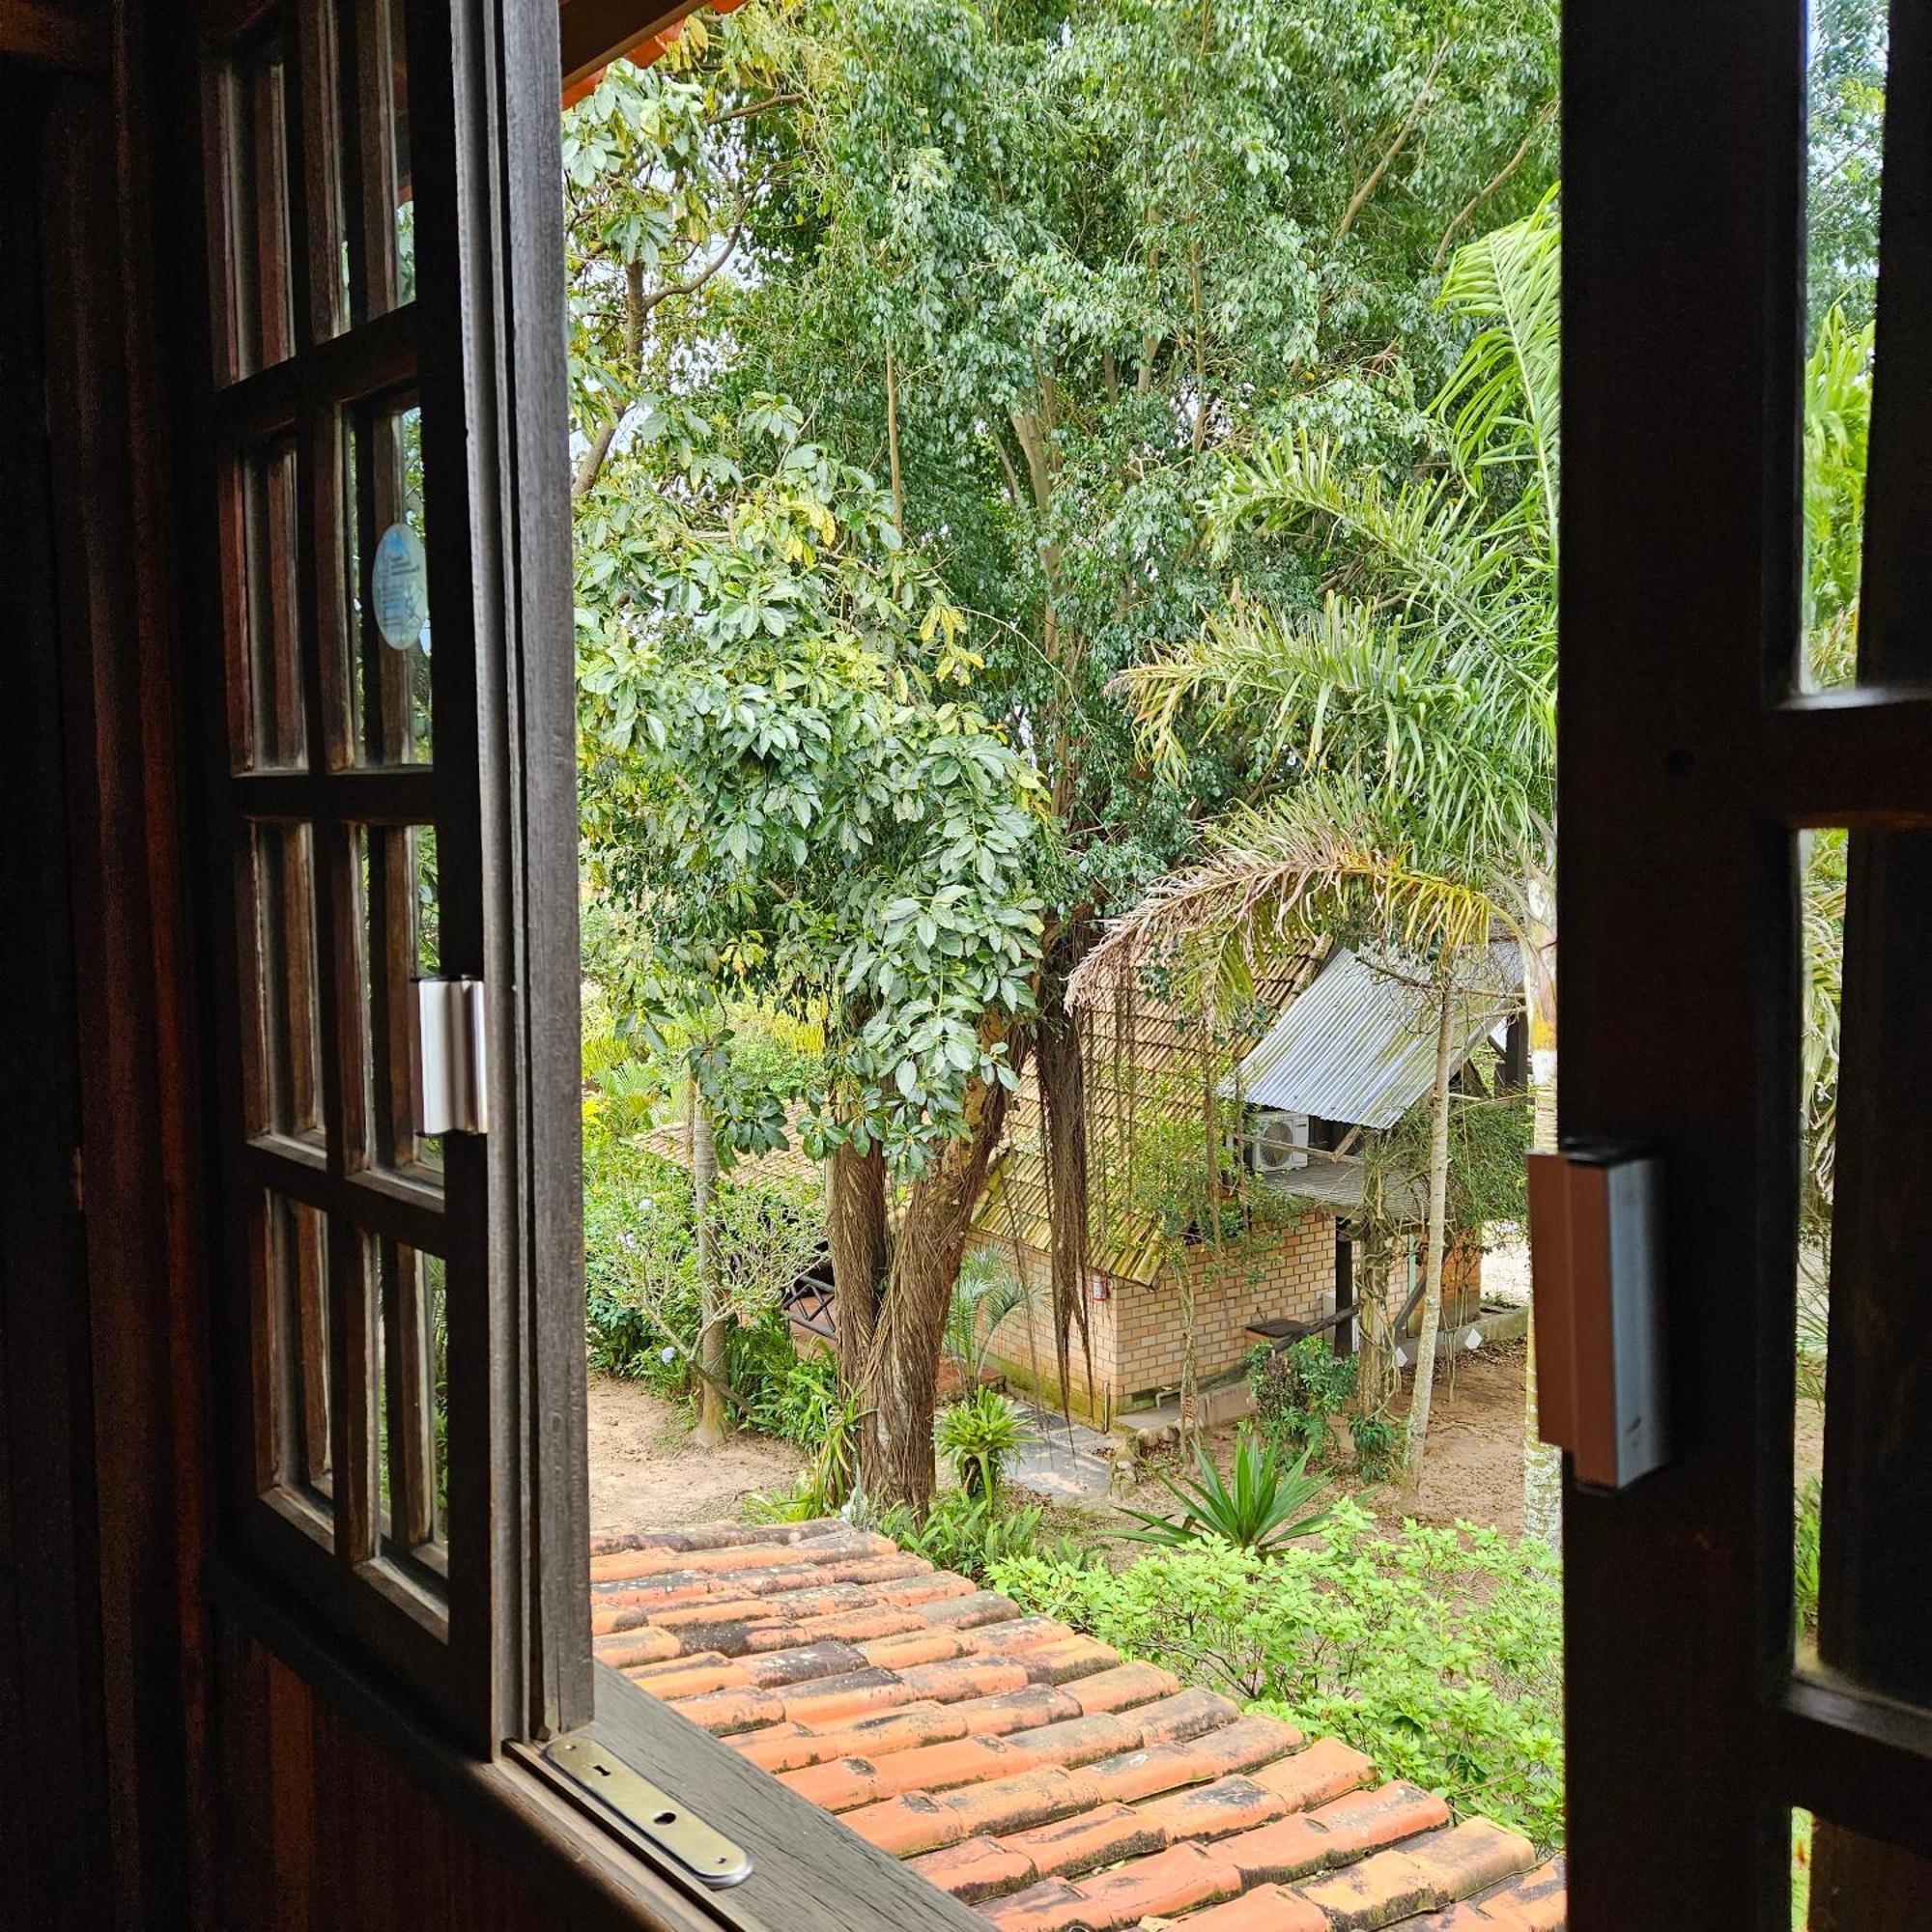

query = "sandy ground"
[587,1373,803,1540]
[1111,1343,1533,1540]
[589,1342,1832,1548]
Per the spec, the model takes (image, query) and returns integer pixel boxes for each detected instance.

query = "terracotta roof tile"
[592,1518,1566,1931]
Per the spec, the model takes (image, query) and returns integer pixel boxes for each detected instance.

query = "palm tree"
[1110,192,1561,1529]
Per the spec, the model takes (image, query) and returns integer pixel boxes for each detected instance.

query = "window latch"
[1526,1142,1669,1491]
[538,1734,753,1889]
[412,978,489,1135]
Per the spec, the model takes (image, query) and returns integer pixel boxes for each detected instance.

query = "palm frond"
[1068,775,1520,1015]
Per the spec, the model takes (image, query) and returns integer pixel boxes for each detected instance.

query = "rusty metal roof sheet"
[1230,945,1520,1131]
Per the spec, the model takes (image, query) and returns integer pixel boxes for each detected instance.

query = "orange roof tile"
[592,1519,1568,1930]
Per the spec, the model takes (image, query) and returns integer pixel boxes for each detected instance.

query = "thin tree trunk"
[1037,1017,1093,1416]
[1403,972,1458,1485]
[690,1075,728,1447]
[1520,885,1563,1547]
[828,1132,888,1399]
[859,1063,1014,1508]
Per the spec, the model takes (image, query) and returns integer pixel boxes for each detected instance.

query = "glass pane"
[351,0,415,318]
[347,397,432,765]
[1794,824,1842,1662]
[270,1191,332,1510]
[248,821,325,1145]
[1802,0,1885,690]
[225,30,297,380]
[241,437,305,770]
[381,1241,449,1562]
[362,821,442,1173]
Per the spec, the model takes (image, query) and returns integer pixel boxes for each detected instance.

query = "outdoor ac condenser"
[1246,1108,1311,1178]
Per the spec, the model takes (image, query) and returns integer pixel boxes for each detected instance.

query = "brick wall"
[972,1216,1339,1415]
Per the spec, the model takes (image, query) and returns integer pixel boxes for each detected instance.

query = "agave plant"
[1118,1428,1332,1556]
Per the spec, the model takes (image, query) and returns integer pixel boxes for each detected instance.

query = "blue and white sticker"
[372,522,431,653]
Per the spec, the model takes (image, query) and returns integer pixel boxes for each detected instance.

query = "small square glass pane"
[247,822,325,1145]
[239,437,305,771]
[346,397,432,765]
[222,32,297,381]
[361,821,442,1175]
[269,1191,332,1511]
[350,0,415,318]
[380,1241,449,1565]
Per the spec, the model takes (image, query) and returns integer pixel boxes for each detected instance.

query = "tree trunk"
[690,1076,728,1447]
[1520,885,1563,1548]
[1402,972,1459,1486]
[828,1132,888,1398]
[858,1064,1014,1509]
[1037,1018,1093,1415]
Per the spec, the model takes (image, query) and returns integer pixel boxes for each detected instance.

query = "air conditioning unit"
[1246,1108,1311,1179]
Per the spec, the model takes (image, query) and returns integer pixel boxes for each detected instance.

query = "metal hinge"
[537,1734,753,1889]
[412,978,489,1135]
[1526,1141,1670,1492]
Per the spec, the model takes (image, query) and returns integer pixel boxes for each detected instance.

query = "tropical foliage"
[1118,1428,1332,1555]
[994,1501,1564,1848]
[565,0,1558,1497]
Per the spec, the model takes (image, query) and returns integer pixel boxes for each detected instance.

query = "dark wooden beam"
[0,2,108,72]
[559,0,702,91]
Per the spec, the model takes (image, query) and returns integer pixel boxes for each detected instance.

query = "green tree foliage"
[1805,0,1887,336]
[580,402,1045,1169]
[994,1503,1564,1849]
[563,0,1558,1498]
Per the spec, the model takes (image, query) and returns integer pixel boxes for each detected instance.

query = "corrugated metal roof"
[1230,944,1520,1130]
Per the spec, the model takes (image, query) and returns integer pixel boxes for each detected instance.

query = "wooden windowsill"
[210,1552,982,1932]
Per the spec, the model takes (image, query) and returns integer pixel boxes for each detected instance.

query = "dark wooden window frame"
[187,0,590,1752]
[1563,1,1932,1922]
[179,5,993,1926]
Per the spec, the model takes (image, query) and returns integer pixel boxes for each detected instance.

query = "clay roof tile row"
[591,1518,1566,1931]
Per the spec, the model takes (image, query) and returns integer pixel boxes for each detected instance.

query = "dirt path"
[586,1374,803,1539]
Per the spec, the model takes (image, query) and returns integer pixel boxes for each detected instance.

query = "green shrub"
[1247,1337,1358,1462]
[1350,1413,1399,1484]
[1119,1428,1332,1556]
[1794,1478,1823,1636]
[935,1387,1030,1502]
[992,1502,1564,1851]
[880,1492,1046,1582]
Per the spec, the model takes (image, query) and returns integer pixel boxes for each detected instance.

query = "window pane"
[361,821,442,1175]
[350,0,415,319]
[269,1191,332,1516]
[1802,0,1885,690]
[240,436,305,771]
[221,29,297,381]
[347,396,432,765]
[381,1241,449,1568]
[247,821,325,1145]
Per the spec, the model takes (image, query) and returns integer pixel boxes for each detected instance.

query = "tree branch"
[1334,42,1448,246]
[707,91,802,128]
[640,213,748,319]
[572,411,625,499]
[1431,98,1555,271]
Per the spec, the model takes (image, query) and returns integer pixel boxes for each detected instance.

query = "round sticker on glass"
[372,522,431,653]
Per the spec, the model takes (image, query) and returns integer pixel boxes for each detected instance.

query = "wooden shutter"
[1562,1,1932,1921]
[189,0,588,1749]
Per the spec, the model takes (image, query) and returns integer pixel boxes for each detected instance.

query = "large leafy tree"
[578,400,1046,1495]
[564,0,1557,1500]
[728,0,1556,1418]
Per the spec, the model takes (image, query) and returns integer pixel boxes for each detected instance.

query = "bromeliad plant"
[1119,1428,1332,1557]
[936,1386,1031,1502]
